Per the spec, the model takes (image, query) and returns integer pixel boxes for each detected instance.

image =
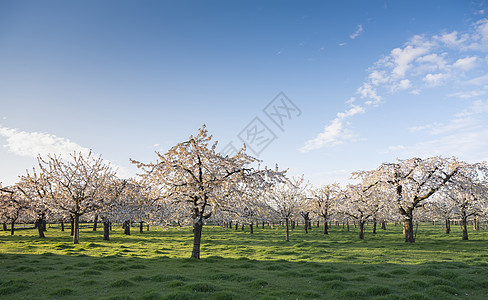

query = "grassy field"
[1,222,488,299]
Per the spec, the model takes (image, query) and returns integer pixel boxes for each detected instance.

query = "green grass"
[0,223,487,299]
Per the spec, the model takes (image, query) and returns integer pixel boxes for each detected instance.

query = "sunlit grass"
[0,222,487,299]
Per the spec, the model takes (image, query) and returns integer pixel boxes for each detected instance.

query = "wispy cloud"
[387,99,488,161]
[350,24,363,39]
[0,125,130,177]
[0,126,90,158]
[302,17,488,153]
[300,105,365,152]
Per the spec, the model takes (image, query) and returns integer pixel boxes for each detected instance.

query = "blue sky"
[1,0,488,187]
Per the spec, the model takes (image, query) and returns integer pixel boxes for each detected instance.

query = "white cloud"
[0,125,130,177]
[467,19,488,51]
[350,24,363,39]
[301,105,366,152]
[416,53,448,72]
[381,144,405,154]
[448,90,486,99]
[434,31,468,48]
[400,99,488,161]
[423,73,450,86]
[369,70,389,86]
[338,42,347,46]
[463,73,488,85]
[302,17,488,152]
[357,83,382,105]
[453,56,478,71]
[300,118,364,152]
[336,105,365,119]
[0,126,90,158]
[390,45,430,78]
[409,123,438,132]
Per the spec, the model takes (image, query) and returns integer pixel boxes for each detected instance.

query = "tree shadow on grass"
[1,251,488,299]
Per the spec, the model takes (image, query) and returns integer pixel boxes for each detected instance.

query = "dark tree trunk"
[70,215,74,236]
[103,221,110,241]
[241,224,245,231]
[404,217,415,243]
[359,220,365,240]
[191,218,203,259]
[140,221,144,233]
[323,216,329,234]
[302,213,310,234]
[93,214,98,231]
[36,215,45,238]
[250,222,254,234]
[346,221,349,231]
[372,218,377,234]
[147,224,149,231]
[229,221,232,229]
[445,219,451,234]
[262,221,265,229]
[381,221,386,230]
[316,220,320,228]
[2,222,7,231]
[124,221,131,235]
[235,222,238,230]
[10,221,15,235]
[73,213,80,244]
[110,222,112,231]
[60,221,64,231]
[42,219,47,231]
[291,220,295,230]
[461,218,469,240]
[285,217,290,242]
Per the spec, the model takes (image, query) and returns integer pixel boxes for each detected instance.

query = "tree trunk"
[359,220,365,240]
[404,217,415,243]
[140,221,144,233]
[262,221,265,229]
[445,219,451,234]
[70,215,74,236]
[250,222,253,234]
[124,221,131,235]
[285,218,290,242]
[191,218,203,259]
[103,221,110,241]
[147,224,149,231]
[2,222,7,231]
[461,218,469,240]
[291,220,295,230]
[241,224,244,231]
[372,218,377,234]
[235,222,238,230]
[10,221,15,235]
[42,219,47,231]
[60,221,64,232]
[93,214,98,231]
[36,216,45,238]
[346,221,349,231]
[381,221,386,230]
[73,213,80,244]
[316,220,319,228]
[303,214,309,234]
[323,216,328,234]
